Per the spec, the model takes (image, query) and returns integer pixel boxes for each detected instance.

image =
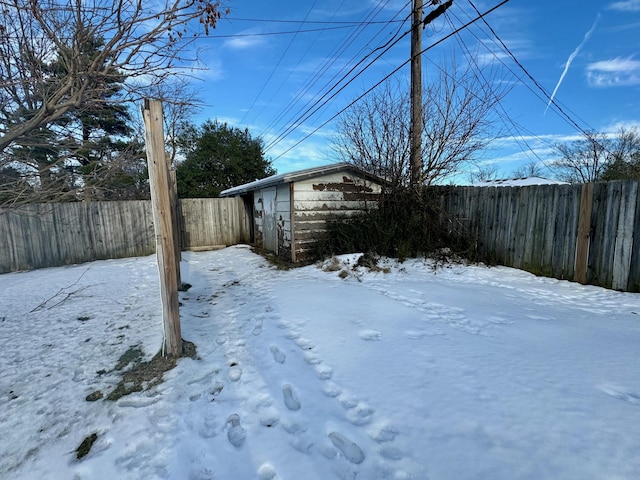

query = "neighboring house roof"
[472,177,569,187]
[219,162,386,197]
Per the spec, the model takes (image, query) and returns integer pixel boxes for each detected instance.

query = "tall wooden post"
[410,0,424,188]
[143,99,182,357]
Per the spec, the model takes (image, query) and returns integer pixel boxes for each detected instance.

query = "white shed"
[220,163,386,262]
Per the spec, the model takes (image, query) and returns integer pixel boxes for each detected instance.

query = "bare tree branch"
[0,0,227,152]
[332,57,506,190]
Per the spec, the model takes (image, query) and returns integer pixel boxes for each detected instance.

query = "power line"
[467,1,596,140]
[201,25,361,38]
[441,10,550,167]
[226,17,405,25]
[239,0,321,126]
[246,0,403,131]
[259,0,408,140]
[246,0,351,129]
[262,1,411,149]
[268,0,512,161]
[264,10,412,152]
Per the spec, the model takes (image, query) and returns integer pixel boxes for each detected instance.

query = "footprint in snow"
[210,382,224,400]
[283,384,301,410]
[322,382,342,398]
[328,432,365,465]
[198,413,220,439]
[252,319,263,336]
[226,414,246,448]
[228,361,242,382]
[270,345,286,364]
[359,329,382,341]
[257,463,279,480]
[345,403,375,426]
[315,364,333,380]
[295,337,314,350]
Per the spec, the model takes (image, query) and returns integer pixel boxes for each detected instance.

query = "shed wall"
[292,171,382,262]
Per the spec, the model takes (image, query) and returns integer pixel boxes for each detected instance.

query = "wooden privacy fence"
[0,197,250,273]
[437,180,640,292]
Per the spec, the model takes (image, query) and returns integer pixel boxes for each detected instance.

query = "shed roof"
[219,162,386,197]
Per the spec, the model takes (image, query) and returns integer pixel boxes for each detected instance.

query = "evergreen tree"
[177,121,275,198]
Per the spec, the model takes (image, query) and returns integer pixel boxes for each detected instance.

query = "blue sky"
[187,0,640,182]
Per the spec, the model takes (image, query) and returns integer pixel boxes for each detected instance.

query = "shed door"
[262,187,277,253]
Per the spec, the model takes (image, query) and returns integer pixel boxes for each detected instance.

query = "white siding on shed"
[292,171,382,261]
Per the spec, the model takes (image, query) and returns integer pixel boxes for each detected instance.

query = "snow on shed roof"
[472,177,569,187]
[219,162,386,197]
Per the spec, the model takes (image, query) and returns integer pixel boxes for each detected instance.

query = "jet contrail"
[545,14,601,114]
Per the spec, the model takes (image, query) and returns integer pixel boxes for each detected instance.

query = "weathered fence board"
[628,187,640,291]
[0,197,250,273]
[437,180,640,292]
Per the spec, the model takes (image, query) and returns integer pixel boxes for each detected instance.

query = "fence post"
[574,183,594,284]
[143,99,182,357]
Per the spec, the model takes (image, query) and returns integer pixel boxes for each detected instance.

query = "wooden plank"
[602,182,622,288]
[574,183,594,284]
[522,186,540,274]
[527,185,543,275]
[586,182,608,286]
[627,181,640,292]
[612,181,637,290]
[499,187,514,264]
[513,187,528,270]
[541,185,558,277]
[551,185,574,279]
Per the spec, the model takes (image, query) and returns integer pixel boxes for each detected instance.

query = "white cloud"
[608,0,640,11]
[223,30,267,50]
[586,57,640,87]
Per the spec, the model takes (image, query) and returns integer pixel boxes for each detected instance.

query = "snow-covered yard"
[1,246,639,480]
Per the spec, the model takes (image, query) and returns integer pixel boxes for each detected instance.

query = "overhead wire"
[262,0,410,149]
[202,25,365,38]
[268,0,512,161]
[264,6,412,153]
[441,8,551,167]
[239,0,321,126]
[225,18,405,25]
[466,1,597,140]
[244,0,398,133]
[247,0,351,129]
[259,0,409,140]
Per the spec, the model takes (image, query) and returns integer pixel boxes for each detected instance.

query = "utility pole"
[410,0,424,188]
[409,0,455,188]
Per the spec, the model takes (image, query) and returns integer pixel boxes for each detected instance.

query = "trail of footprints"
[232,308,408,476]
[186,264,409,478]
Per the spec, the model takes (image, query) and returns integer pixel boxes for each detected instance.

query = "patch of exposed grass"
[106,340,197,401]
[76,433,98,459]
[114,344,144,371]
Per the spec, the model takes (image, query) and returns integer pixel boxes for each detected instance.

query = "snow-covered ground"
[1,246,639,480]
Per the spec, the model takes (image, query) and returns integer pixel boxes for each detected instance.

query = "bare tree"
[0,0,226,153]
[468,162,500,184]
[512,161,545,179]
[332,79,410,190]
[421,60,505,185]
[332,58,506,189]
[550,127,640,183]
